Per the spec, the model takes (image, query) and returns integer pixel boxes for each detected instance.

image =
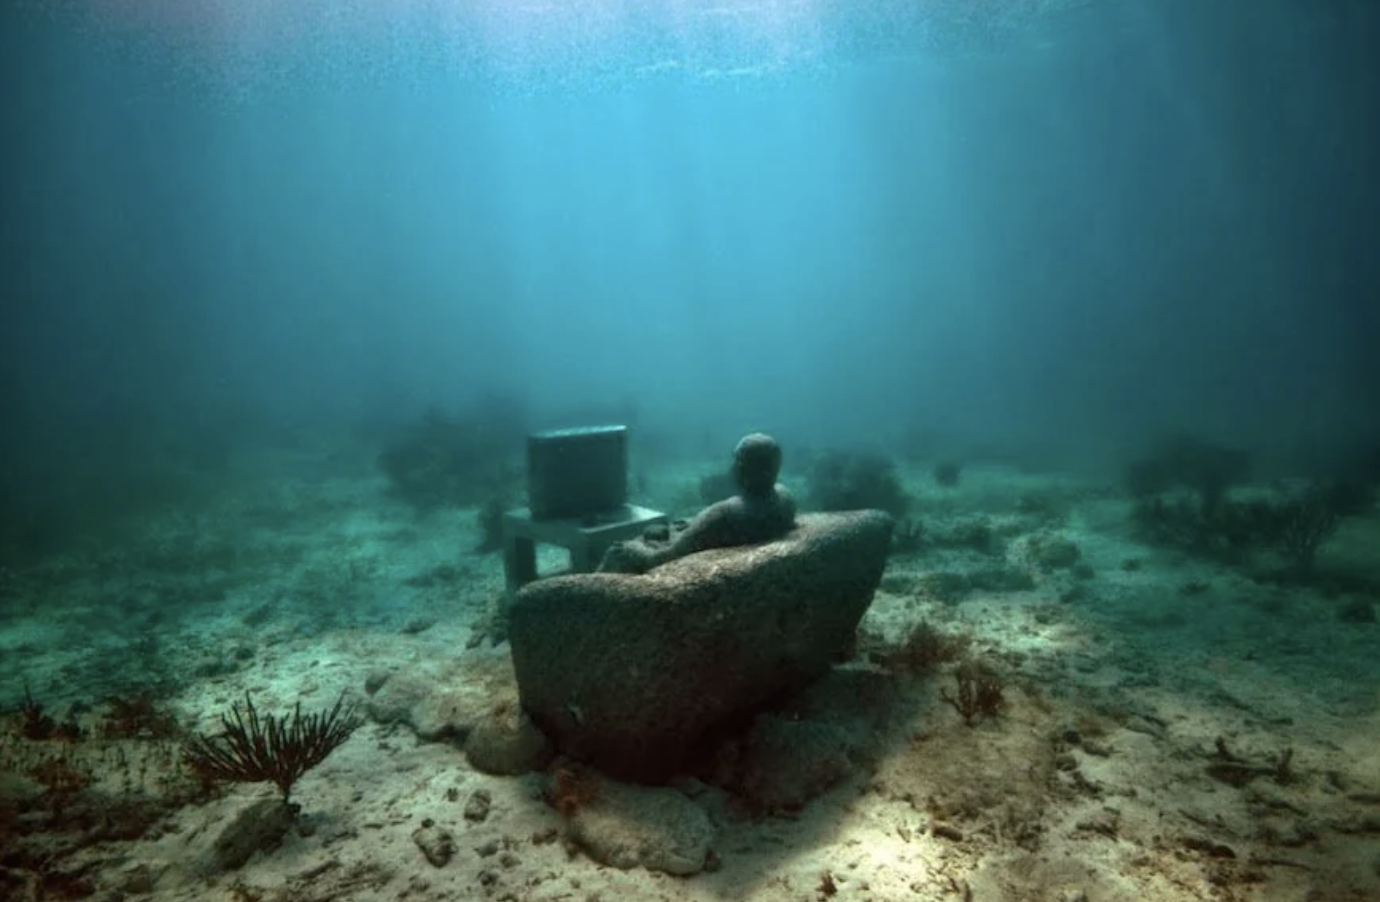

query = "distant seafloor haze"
[1,0,1377,555]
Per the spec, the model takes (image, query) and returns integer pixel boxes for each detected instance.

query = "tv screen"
[527,425,628,520]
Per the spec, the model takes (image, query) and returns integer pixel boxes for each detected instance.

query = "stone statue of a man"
[600,433,796,574]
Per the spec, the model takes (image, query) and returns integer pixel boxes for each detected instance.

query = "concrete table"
[502,504,668,600]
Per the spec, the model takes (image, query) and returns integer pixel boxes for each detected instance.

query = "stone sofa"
[507,510,894,782]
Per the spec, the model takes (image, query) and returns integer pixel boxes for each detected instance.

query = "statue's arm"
[599,492,794,574]
[598,503,732,574]
[654,502,734,562]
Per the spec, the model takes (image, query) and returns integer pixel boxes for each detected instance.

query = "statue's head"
[732,433,782,498]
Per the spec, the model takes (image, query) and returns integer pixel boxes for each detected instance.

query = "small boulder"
[412,822,456,868]
[567,781,717,876]
[465,695,554,775]
[508,511,894,782]
[363,651,516,743]
[364,671,484,741]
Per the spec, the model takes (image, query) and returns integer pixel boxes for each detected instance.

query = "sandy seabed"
[3,448,1379,902]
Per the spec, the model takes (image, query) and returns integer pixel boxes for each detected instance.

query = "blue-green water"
[4,1,1374,484]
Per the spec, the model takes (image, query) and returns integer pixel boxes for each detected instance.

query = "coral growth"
[805,450,911,519]
[100,693,181,740]
[546,762,602,817]
[1274,482,1354,575]
[1124,434,1251,516]
[377,399,525,511]
[1132,478,1363,577]
[941,658,1006,727]
[878,621,971,674]
[2,687,202,898]
[18,685,82,742]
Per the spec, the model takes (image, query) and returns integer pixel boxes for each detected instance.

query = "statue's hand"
[776,485,798,526]
[598,541,654,574]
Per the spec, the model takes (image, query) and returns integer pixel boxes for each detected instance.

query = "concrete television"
[526,425,628,521]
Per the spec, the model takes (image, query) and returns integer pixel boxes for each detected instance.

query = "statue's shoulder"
[697,496,745,528]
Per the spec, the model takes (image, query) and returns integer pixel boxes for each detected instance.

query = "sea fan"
[183,692,361,804]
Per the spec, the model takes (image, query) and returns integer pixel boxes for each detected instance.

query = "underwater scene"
[2,0,1379,900]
